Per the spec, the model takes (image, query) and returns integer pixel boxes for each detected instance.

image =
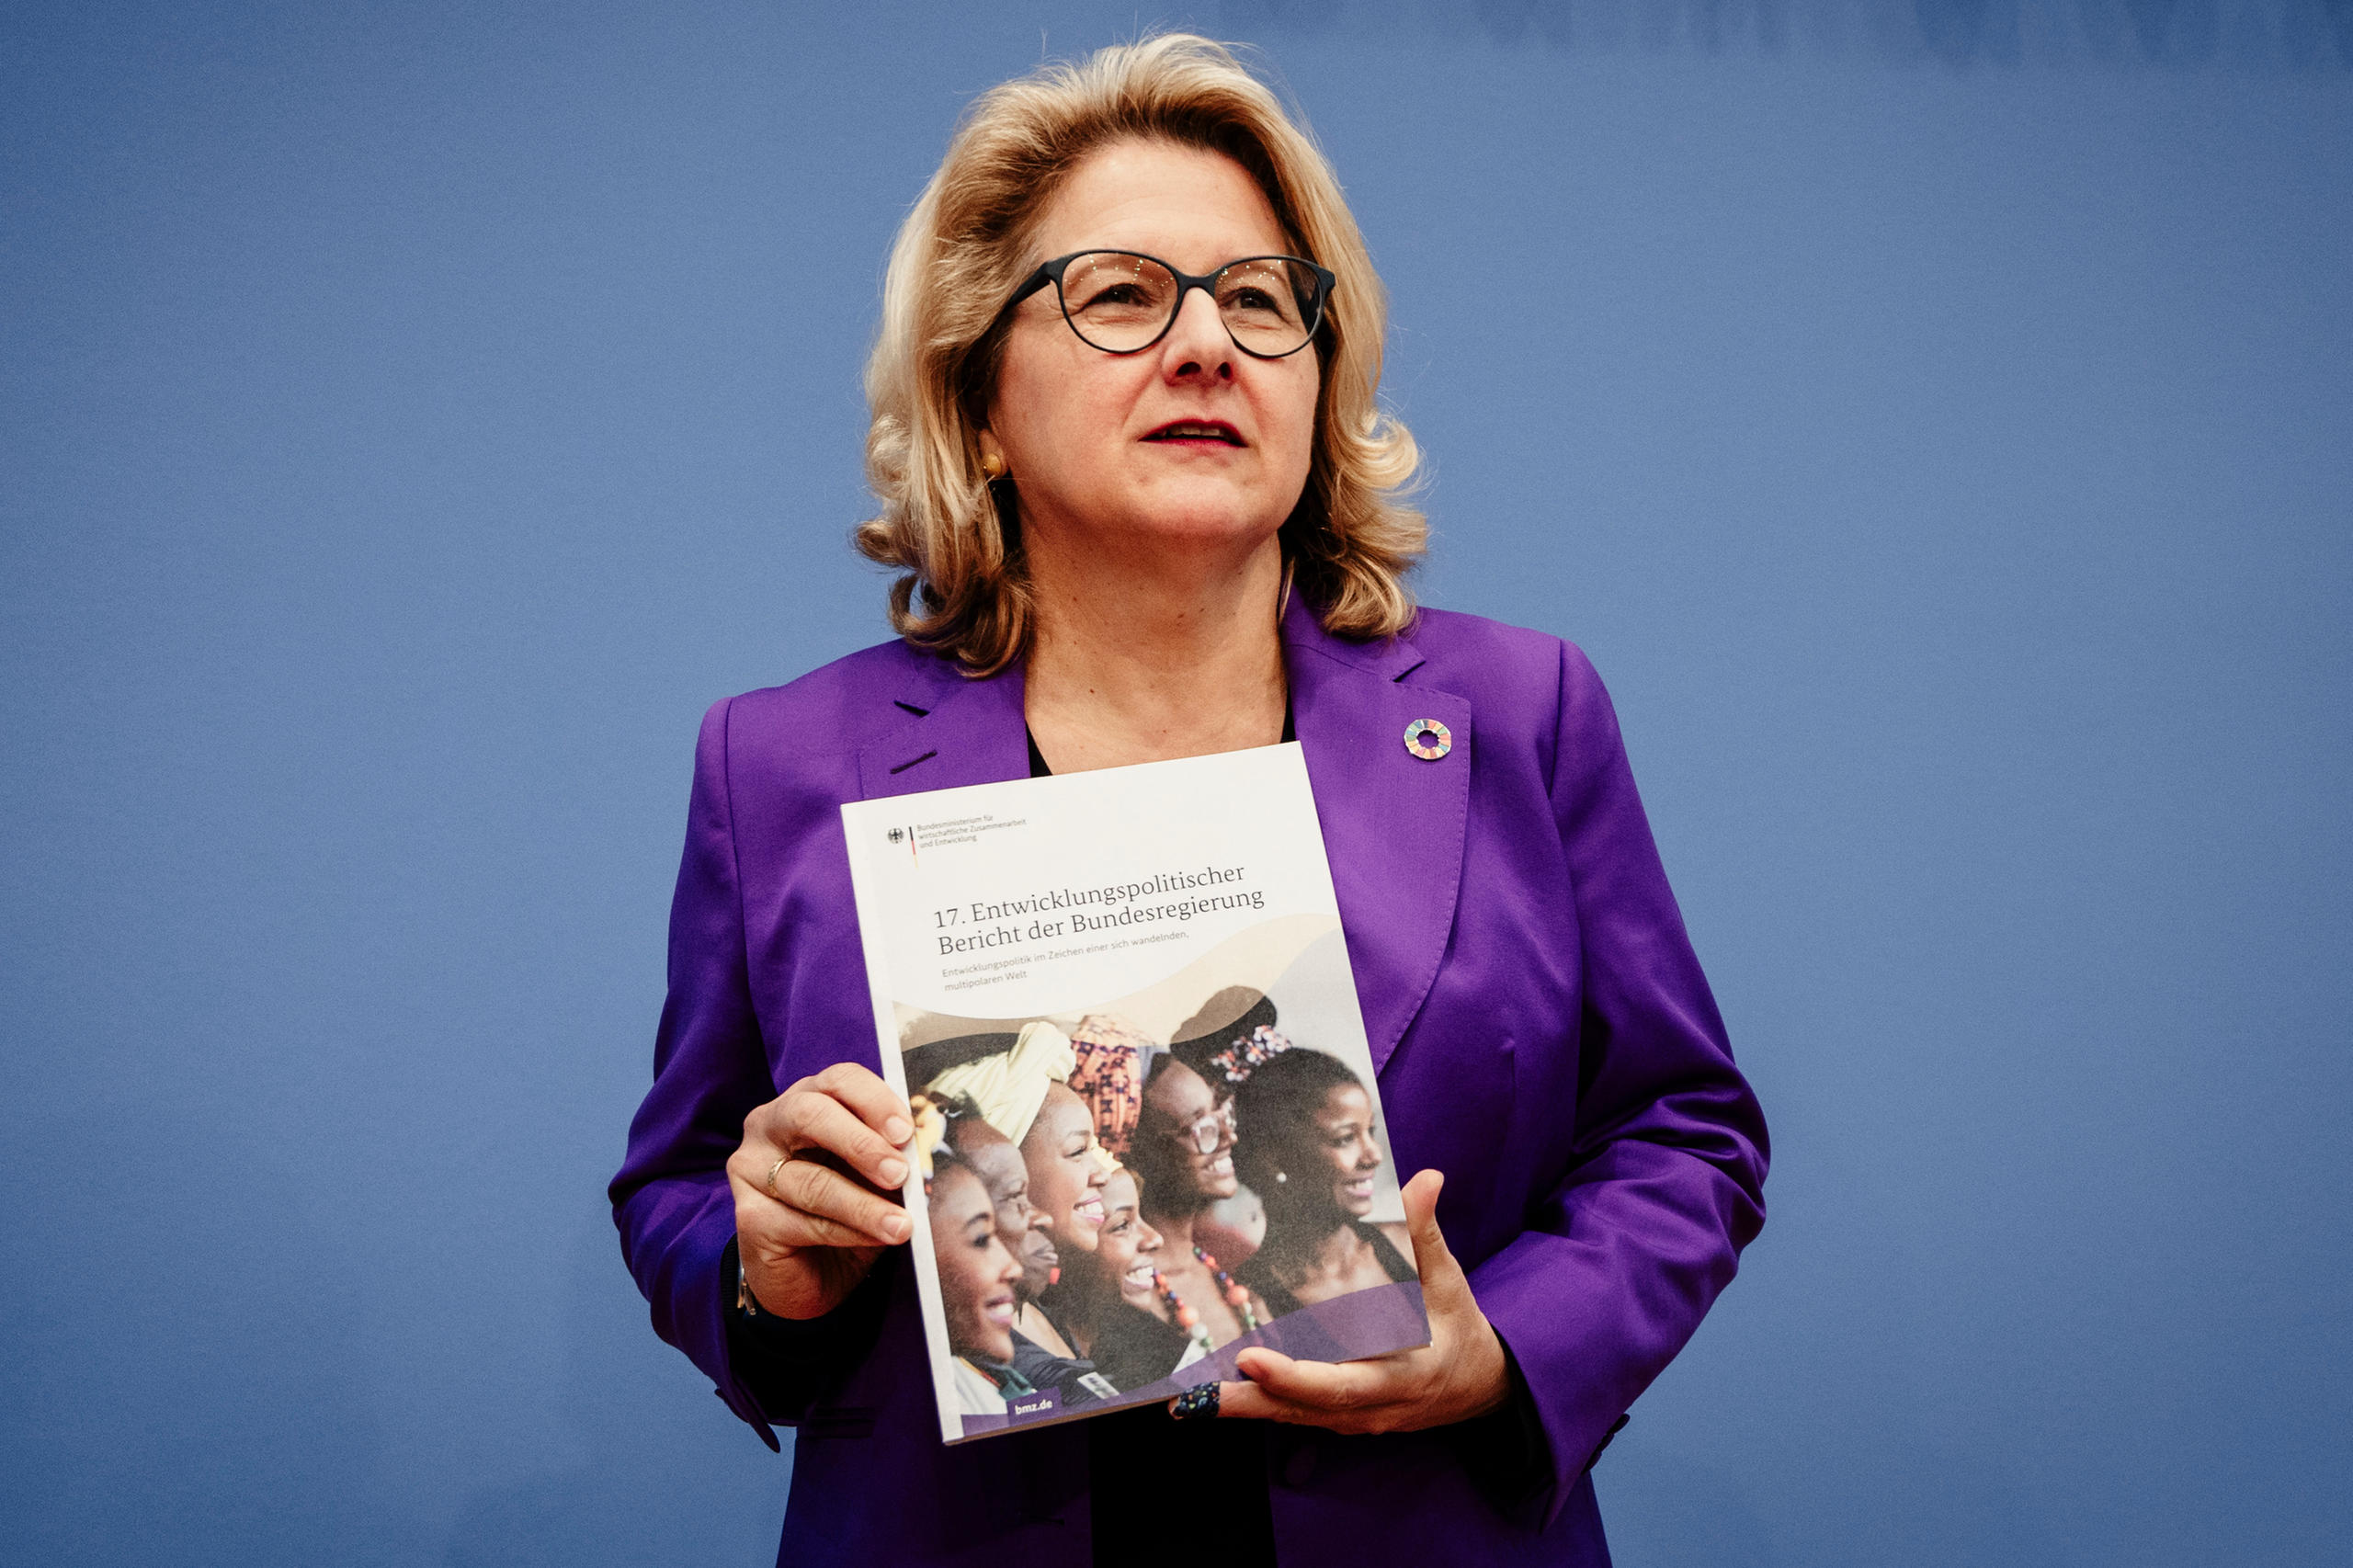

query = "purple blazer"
[611,597,1768,1567]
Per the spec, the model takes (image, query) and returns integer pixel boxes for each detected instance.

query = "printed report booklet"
[841,743,1430,1443]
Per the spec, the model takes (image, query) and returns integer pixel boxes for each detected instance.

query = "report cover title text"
[930,865,1264,956]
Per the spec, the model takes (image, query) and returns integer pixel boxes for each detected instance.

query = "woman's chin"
[1056,483,1289,559]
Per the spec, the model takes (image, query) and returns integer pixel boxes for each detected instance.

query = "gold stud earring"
[979,450,1007,482]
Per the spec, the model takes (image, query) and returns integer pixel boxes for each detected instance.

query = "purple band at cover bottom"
[960,1279,1429,1439]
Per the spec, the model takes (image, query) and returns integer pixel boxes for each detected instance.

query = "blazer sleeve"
[607,696,886,1447]
[1464,641,1770,1528]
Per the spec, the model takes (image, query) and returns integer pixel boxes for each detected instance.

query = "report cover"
[841,744,1431,1444]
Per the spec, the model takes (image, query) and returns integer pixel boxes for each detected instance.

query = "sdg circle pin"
[1404,719,1452,760]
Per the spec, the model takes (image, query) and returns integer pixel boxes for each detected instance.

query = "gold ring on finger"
[764,1154,789,1200]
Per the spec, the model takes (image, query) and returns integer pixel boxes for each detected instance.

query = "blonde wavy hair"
[853,34,1425,675]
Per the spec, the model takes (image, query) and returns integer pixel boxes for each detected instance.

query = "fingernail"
[882,1212,910,1242]
[1170,1382,1221,1421]
[884,1116,913,1143]
[879,1157,908,1186]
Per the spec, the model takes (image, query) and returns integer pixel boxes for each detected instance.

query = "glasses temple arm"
[1005,263,1058,309]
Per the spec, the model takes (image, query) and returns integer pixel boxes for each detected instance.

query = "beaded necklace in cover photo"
[1154,1248,1261,1358]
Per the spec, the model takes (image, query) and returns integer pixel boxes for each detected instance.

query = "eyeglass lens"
[1056,253,1319,356]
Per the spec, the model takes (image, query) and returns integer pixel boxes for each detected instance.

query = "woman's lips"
[983,1292,1017,1327]
[1204,1153,1233,1179]
[1123,1259,1157,1290]
[1142,419,1244,446]
[1072,1196,1107,1226]
[1340,1176,1375,1200]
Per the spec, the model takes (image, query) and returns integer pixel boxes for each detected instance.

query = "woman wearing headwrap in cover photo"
[918,1024,1116,1397]
[611,32,1767,1568]
[938,1096,1111,1406]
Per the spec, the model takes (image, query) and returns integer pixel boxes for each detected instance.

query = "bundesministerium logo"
[886,827,904,844]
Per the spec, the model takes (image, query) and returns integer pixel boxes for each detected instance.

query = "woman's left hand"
[1190,1168,1509,1435]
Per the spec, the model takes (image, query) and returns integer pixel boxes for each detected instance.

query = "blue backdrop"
[4,4,2347,1565]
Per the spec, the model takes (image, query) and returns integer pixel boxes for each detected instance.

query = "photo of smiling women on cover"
[892,920,1423,1435]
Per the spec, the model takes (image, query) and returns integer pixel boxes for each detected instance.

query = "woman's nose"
[1137,1221,1164,1254]
[1160,285,1235,382]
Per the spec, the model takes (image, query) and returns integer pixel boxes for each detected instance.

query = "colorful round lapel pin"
[1404,718,1452,760]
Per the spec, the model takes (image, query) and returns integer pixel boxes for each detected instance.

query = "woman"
[1045,1166,1200,1394]
[1171,989,1290,1272]
[1128,1051,1269,1350]
[611,33,1766,1568]
[1064,1015,1232,1388]
[921,1026,1112,1372]
[1017,1079,1112,1260]
[938,1102,1093,1384]
[923,1142,1032,1415]
[1227,1047,1418,1318]
[924,1022,1114,1277]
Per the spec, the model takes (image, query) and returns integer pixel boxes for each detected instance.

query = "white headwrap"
[924,1020,1077,1148]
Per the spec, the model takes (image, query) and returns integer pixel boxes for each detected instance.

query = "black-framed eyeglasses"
[1164,1102,1239,1156]
[1005,250,1335,359]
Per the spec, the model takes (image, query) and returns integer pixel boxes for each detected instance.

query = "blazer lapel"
[854,660,1031,801]
[1282,597,1471,1077]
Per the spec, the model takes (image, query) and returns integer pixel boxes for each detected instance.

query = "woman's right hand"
[726,1062,915,1321]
